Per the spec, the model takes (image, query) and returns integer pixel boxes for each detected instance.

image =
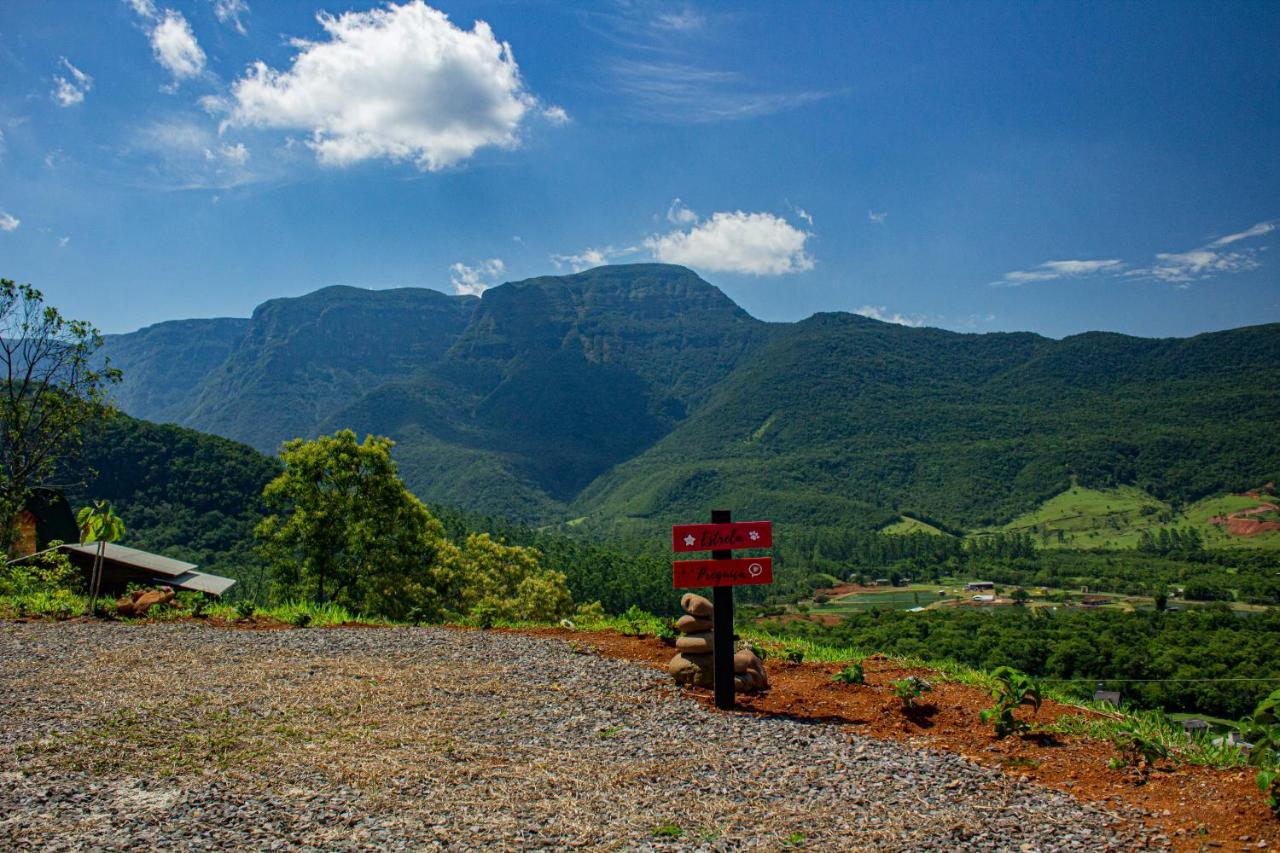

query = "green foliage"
[234,599,257,621]
[0,541,78,596]
[256,430,455,622]
[77,500,125,544]
[782,646,805,664]
[978,666,1042,738]
[652,823,683,839]
[770,606,1280,718]
[891,676,932,708]
[0,279,121,547]
[831,662,865,685]
[1109,718,1170,778]
[1246,689,1280,819]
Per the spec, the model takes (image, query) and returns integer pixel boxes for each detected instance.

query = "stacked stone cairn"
[666,593,768,692]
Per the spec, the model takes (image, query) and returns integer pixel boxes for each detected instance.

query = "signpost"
[672,511,774,710]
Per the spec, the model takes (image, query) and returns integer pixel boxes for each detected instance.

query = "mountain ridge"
[100,264,1280,529]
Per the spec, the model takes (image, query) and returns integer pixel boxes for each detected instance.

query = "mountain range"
[101,264,1280,532]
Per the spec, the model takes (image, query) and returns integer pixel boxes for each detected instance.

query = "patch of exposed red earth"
[510,627,1280,852]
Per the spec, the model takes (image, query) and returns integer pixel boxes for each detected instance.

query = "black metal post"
[711,508,734,710]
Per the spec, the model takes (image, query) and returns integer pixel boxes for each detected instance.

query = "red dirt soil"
[510,627,1279,851]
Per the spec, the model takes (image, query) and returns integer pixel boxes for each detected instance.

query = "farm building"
[964,581,994,591]
[59,542,235,597]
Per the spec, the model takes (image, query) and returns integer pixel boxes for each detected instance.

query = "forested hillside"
[101,264,1280,530]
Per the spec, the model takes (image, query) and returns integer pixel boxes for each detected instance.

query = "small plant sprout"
[655,618,678,646]
[979,666,1042,738]
[652,822,683,839]
[1109,719,1169,780]
[831,662,865,685]
[890,676,932,709]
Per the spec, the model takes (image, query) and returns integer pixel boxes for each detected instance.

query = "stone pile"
[115,587,174,617]
[666,593,768,692]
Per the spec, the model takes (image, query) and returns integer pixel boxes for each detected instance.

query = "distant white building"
[965,581,995,591]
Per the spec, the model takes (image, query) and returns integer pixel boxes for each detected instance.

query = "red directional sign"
[673,557,773,589]
[671,520,772,553]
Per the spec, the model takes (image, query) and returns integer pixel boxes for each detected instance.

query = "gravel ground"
[0,622,1161,850]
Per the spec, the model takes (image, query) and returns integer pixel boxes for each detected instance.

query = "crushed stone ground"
[0,622,1160,850]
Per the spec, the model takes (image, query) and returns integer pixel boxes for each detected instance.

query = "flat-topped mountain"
[102,264,1280,528]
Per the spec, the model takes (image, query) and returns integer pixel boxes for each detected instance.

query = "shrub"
[655,618,677,646]
[235,600,257,621]
[782,646,805,664]
[1245,688,1280,819]
[831,663,865,685]
[890,676,932,709]
[979,666,1042,738]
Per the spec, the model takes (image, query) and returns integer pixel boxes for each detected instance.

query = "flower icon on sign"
[748,530,760,541]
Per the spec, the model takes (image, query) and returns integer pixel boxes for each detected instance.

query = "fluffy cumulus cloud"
[127,1,207,86]
[645,210,814,275]
[992,258,1124,287]
[0,211,19,232]
[51,58,93,107]
[450,258,505,296]
[855,305,923,327]
[665,198,697,225]
[213,0,250,35]
[224,1,559,171]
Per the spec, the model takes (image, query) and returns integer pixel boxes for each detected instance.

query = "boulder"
[680,593,713,618]
[668,653,714,686]
[675,632,713,654]
[735,669,767,692]
[733,649,762,673]
[675,615,713,634]
[116,587,175,618]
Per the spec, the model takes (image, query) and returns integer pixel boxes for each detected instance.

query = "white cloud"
[1208,221,1276,247]
[542,105,569,125]
[855,305,923,327]
[0,212,19,232]
[644,210,814,275]
[868,209,887,225]
[151,10,207,83]
[213,0,250,35]
[224,1,552,171]
[1127,221,1274,284]
[551,246,616,273]
[449,258,505,296]
[992,258,1124,287]
[131,117,255,189]
[665,198,697,225]
[126,2,207,86]
[653,9,705,32]
[608,59,835,123]
[794,207,813,226]
[58,236,70,248]
[51,58,93,107]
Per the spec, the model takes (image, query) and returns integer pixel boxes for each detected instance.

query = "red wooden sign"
[671,521,772,553]
[673,557,773,589]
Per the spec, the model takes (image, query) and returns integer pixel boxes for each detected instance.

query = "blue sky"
[0,0,1277,338]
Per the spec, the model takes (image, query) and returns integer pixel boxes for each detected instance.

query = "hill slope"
[101,265,1280,529]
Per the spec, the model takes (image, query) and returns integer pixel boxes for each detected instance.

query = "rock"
[675,615,712,634]
[680,594,713,618]
[667,653,713,687]
[116,588,175,618]
[675,632,713,654]
[734,649,762,674]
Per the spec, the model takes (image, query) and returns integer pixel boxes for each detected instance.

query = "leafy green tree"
[255,430,454,621]
[77,500,125,614]
[0,280,120,549]
[450,532,573,623]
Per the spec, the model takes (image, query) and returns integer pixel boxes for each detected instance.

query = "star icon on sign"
[683,534,696,547]
[749,530,760,541]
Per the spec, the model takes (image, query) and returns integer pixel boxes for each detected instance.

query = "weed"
[567,640,598,656]
[979,666,1042,738]
[597,726,622,739]
[235,600,257,621]
[890,676,932,709]
[655,618,678,647]
[782,646,805,664]
[783,832,806,847]
[288,610,312,628]
[652,823,683,839]
[1244,688,1280,819]
[831,662,865,685]
[749,642,769,661]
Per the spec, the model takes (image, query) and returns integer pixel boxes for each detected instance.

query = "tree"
[0,280,120,548]
[1011,587,1031,604]
[77,500,125,615]
[255,430,455,621]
